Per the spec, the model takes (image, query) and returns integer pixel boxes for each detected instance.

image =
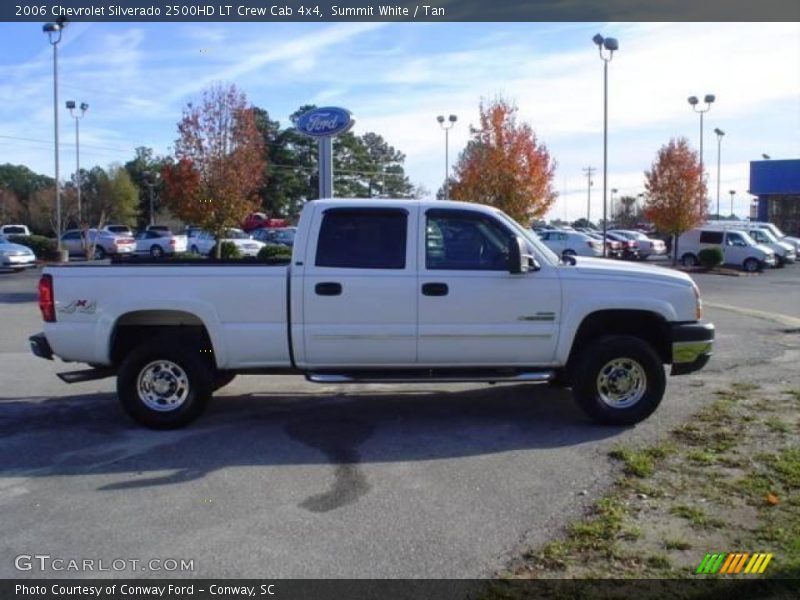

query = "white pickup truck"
[30,199,714,429]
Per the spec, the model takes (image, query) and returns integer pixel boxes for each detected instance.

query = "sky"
[0,21,798,221]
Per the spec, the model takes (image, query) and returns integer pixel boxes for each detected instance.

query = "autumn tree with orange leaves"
[643,137,707,265]
[161,84,266,258]
[449,98,557,223]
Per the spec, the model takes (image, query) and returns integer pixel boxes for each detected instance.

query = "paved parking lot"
[1,264,799,578]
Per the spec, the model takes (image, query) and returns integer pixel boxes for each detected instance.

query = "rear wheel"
[150,245,164,258]
[681,253,698,267]
[571,335,666,426]
[743,257,760,273]
[117,338,212,429]
[94,245,106,260]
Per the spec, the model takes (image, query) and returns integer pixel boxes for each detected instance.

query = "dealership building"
[750,159,800,235]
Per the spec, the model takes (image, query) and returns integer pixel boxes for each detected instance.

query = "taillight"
[38,274,55,322]
[169,239,176,245]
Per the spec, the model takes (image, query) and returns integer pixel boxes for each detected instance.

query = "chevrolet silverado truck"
[29,199,714,429]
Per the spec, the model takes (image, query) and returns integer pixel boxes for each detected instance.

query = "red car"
[242,212,288,232]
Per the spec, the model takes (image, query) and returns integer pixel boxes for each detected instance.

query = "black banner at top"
[4,0,800,22]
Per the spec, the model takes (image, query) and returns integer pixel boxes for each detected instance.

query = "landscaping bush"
[7,235,58,260]
[257,245,292,261]
[698,247,723,269]
[209,241,242,259]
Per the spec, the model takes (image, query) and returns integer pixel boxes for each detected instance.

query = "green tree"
[124,147,168,228]
[0,164,54,231]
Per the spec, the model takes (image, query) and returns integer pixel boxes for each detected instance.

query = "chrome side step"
[306,370,554,384]
[57,367,116,384]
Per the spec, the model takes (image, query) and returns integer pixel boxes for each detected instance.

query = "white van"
[677,228,776,272]
[743,221,800,255]
[705,223,795,266]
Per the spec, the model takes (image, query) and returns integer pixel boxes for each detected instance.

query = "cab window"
[426,209,512,271]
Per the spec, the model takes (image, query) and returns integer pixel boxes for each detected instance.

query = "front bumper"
[29,333,54,360]
[1,254,36,267]
[671,322,714,375]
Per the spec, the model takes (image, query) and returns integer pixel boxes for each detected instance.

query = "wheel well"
[110,310,214,366]
[568,310,671,367]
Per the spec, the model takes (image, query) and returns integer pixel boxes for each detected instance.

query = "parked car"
[586,232,623,258]
[677,228,775,272]
[241,212,288,232]
[0,224,31,236]
[146,225,172,234]
[134,230,188,257]
[251,227,297,247]
[184,225,203,239]
[705,223,796,266]
[60,229,136,259]
[605,231,640,260]
[103,224,134,237]
[609,230,668,260]
[744,221,800,254]
[538,230,604,258]
[0,234,36,271]
[31,197,715,430]
[189,229,266,257]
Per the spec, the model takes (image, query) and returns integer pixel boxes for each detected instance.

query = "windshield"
[751,228,777,244]
[225,229,250,240]
[761,223,785,239]
[492,210,560,265]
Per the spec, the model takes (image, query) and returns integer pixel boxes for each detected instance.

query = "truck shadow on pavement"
[0,385,622,510]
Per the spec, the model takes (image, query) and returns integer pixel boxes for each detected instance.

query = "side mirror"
[508,236,538,273]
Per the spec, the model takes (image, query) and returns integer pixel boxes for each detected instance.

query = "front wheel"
[743,257,760,273]
[562,249,577,258]
[117,338,212,429]
[681,253,698,267]
[571,335,666,426]
[150,245,164,258]
[190,244,200,255]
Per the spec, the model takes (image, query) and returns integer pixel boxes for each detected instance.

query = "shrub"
[257,244,292,262]
[211,241,241,260]
[7,235,58,260]
[698,247,723,269]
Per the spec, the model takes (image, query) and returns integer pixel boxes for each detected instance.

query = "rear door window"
[699,231,723,244]
[315,208,407,269]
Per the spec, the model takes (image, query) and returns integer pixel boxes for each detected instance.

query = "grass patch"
[687,449,717,465]
[646,554,671,569]
[669,505,725,529]
[765,417,791,434]
[663,539,692,551]
[609,442,676,478]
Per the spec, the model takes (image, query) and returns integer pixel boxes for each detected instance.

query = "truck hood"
[563,257,693,287]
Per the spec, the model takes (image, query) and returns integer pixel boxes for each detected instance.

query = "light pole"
[66,100,88,225]
[143,171,160,226]
[593,33,618,256]
[713,128,725,219]
[44,19,66,252]
[729,189,736,218]
[436,114,457,200]
[687,94,715,182]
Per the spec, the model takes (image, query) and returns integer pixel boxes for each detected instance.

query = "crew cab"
[30,199,714,429]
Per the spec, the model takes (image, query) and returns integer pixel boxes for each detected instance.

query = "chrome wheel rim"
[137,360,190,412]
[596,358,647,409]
[744,259,758,272]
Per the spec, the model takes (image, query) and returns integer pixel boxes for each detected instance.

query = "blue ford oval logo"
[295,107,354,138]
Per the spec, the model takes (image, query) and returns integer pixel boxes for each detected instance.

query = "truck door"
[417,208,560,366]
[299,206,418,367]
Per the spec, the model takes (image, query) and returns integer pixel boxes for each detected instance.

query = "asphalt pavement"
[1,264,798,578]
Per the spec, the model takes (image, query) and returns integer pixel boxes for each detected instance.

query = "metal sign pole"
[318,137,333,199]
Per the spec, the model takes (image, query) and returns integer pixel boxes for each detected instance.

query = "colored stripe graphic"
[698,552,773,575]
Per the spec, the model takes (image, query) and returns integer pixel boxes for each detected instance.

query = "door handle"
[422,282,448,296]
[315,282,342,296]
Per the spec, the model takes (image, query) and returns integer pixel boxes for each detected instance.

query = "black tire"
[743,257,760,273]
[681,253,698,267]
[150,245,164,258]
[94,245,106,260]
[776,256,786,268]
[117,338,212,429]
[563,249,577,258]
[190,244,200,255]
[571,335,666,426]
[212,371,236,391]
